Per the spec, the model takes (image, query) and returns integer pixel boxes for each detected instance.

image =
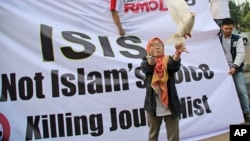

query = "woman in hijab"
[141,37,187,141]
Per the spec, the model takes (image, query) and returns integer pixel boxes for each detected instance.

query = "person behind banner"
[209,0,230,27]
[109,0,125,36]
[141,37,188,141]
[219,18,250,122]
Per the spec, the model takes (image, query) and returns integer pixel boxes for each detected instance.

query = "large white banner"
[0,0,244,141]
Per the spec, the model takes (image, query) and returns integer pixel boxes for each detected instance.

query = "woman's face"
[150,39,164,57]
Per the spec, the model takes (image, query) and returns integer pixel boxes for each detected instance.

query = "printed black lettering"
[61,31,95,60]
[61,73,76,97]
[134,66,145,88]
[98,36,115,57]
[26,112,104,140]
[0,73,45,101]
[117,36,146,58]
[40,24,54,61]
[109,108,146,131]
[180,95,212,119]
[0,73,17,101]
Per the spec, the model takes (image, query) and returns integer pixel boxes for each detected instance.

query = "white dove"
[164,0,195,44]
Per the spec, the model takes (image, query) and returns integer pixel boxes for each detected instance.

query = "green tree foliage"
[230,0,250,32]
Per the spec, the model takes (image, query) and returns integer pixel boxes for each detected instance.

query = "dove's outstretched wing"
[165,0,190,26]
[165,0,195,44]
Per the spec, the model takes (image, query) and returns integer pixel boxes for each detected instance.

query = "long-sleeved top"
[219,34,245,71]
[140,55,182,118]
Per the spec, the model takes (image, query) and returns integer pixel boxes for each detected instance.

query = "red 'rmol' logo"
[124,0,168,13]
